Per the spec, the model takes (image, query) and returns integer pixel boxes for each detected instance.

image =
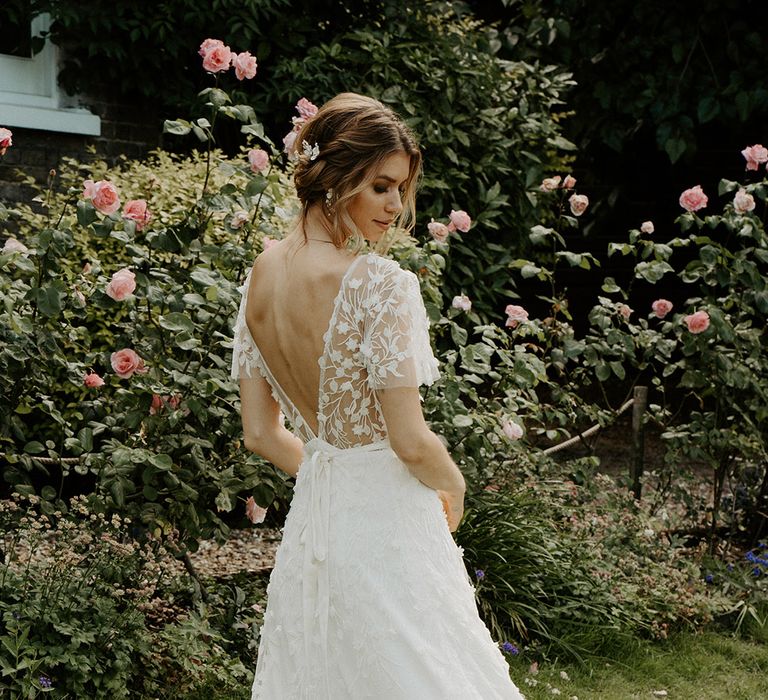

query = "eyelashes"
[374,185,406,195]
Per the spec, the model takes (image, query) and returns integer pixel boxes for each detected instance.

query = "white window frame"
[0,14,100,136]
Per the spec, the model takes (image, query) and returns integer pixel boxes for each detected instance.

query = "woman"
[231,93,524,699]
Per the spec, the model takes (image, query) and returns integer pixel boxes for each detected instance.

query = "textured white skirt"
[251,438,524,699]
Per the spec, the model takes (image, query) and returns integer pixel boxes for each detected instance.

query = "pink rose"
[122,199,151,231]
[562,174,576,189]
[295,97,318,120]
[678,185,708,212]
[82,262,92,274]
[248,148,269,173]
[651,299,673,319]
[202,42,233,73]
[452,295,472,312]
[83,180,121,215]
[505,304,529,328]
[741,144,768,171]
[447,209,471,233]
[245,496,268,524]
[283,129,299,155]
[198,38,224,57]
[110,348,148,379]
[230,210,249,228]
[3,237,28,254]
[427,219,450,243]
[105,268,136,301]
[83,372,105,388]
[501,420,524,441]
[232,51,257,80]
[263,236,278,251]
[149,394,164,415]
[568,193,589,217]
[733,189,755,214]
[540,176,561,192]
[683,310,710,334]
[149,394,181,415]
[618,304,632,320]
[640,221,654,234]
[0,127,12,156]
[82,179,98,199]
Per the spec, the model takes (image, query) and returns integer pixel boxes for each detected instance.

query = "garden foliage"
[1,8,768,690]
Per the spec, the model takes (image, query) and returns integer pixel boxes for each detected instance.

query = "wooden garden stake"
[631,386,648,500]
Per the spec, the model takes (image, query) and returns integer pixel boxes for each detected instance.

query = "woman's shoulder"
[356,252,413,282]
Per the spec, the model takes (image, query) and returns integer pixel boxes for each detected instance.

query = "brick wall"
[0,96,162,206]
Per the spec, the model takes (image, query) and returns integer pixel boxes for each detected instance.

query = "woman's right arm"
[239,375,304,478]
[377,386,465,531]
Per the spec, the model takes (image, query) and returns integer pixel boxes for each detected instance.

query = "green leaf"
[452,414,473,428]
[149,454,173,470]
[110,479,125,506]
[450,323,468,346]
[163,119,192,136]
[697,96,720,124]
[23,440,45,454]
[215,490,233,512]
[76,200,98,227]
[159,312,194,333]
[77,427,93,452]
[664,137,687,163]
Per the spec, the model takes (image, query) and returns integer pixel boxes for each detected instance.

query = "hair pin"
[302,140,320,161]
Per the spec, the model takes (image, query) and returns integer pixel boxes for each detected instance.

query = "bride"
[231,92,524,699]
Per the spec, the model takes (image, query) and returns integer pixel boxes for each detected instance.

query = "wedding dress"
[231,252,524,699]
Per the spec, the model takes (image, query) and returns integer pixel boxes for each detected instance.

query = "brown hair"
[291,93,422,249]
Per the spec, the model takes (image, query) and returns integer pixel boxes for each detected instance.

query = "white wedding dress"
[231,252,524,699]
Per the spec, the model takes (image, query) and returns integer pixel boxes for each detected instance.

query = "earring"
[324,188,335,215]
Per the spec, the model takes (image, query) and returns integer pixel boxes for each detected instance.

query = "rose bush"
[0,56,297,551]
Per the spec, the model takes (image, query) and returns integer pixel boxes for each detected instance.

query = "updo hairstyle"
[292,93,422,249]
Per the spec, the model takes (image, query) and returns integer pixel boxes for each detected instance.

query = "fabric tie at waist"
[299,438,391,697]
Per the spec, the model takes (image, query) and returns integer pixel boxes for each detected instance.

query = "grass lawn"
[510,629,768,699]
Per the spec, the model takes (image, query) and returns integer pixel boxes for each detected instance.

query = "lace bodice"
[231,253,440,449]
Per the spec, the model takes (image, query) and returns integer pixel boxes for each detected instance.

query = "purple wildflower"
[475,569,485,580]
[704,574,714,584]
[501,641,519,655]
[39,676,52,689]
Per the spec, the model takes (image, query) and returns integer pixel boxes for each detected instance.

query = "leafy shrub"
[0,90,293,548]
[458,463,729,660]
[0,494,158,698]
[269,1,575,316]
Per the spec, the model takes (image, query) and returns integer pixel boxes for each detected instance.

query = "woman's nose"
[386,191,403,214]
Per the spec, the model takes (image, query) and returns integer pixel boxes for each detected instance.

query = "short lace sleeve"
[230,268,261,380]
[361,260,440,390]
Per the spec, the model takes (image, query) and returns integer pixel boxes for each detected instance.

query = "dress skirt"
[251,438,524,699]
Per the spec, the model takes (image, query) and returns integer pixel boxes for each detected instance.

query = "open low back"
[230,250,440,449]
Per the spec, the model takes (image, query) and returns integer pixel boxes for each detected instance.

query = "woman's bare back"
[244,238,358,436]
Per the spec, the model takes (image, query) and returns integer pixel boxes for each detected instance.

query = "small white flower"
[2,237,29,255]
[230,210,249,228]
[302,140,320,161]
[452,294,472,312]
[559,670,570,681]
[502,420,524,441]
[652,691,668,698]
